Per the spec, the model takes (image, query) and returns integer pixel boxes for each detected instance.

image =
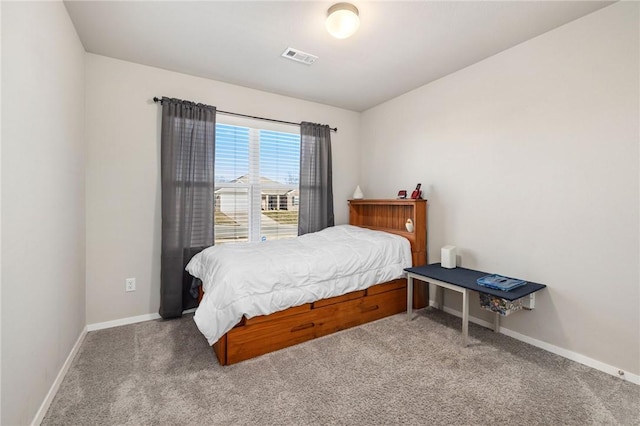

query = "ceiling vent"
[281,47,318,65]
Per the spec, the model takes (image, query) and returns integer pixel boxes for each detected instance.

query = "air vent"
[281,47,318,65]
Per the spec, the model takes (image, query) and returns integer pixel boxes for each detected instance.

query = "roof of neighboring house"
[216,175,298,195]
[229,175,281,185]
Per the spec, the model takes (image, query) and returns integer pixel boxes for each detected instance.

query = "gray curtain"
[160,97,216,319]
[298,122,334,235]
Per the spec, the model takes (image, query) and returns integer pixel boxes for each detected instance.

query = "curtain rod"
[152,97,337,132]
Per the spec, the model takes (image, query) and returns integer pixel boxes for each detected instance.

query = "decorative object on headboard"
[405,218,414,232]
[410,183,422,199]
[352,185,364,199]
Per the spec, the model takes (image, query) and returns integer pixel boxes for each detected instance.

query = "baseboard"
[86,313,162,331]
[428,300,639,385]
[86,308,196,331]
[31,326,88,426]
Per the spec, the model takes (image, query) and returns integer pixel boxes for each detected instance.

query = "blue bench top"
[405,263,546,301]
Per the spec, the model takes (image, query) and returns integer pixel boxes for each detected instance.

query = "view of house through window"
[214,122,300,244]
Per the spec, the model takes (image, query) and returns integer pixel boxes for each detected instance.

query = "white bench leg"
[437,285,444,309]
[407,275,413,320]
[462,289,469,346]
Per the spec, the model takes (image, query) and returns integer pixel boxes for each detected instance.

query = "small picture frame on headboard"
[397,190,407,199]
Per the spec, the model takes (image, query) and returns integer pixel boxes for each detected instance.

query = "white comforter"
[187,224,412,345]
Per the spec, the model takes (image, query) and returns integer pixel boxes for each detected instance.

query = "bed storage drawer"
[319,287,407,333]
[225,287,407,364]
[226,309,327,364]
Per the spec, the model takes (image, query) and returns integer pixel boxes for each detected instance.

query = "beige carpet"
[43,309,639,425]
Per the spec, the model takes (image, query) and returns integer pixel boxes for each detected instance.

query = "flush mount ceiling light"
[325,3,360,39]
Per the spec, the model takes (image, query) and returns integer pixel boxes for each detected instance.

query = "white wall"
[361,2,639,375]
[85,54,360,324]
[1,2,86,424]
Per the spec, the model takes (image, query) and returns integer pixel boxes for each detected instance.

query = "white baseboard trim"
[31,326,88,426]
[87,308,196,332]
[428,300,639,385]
[86,313,162,331]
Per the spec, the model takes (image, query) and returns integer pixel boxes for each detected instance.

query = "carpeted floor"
[43,309,639,425]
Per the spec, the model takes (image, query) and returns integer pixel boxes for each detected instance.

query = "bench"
[405,263,546,345]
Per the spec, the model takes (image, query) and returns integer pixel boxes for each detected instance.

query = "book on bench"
[476,274,527,292]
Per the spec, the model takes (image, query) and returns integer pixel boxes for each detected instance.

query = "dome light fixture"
[325,3,360,39]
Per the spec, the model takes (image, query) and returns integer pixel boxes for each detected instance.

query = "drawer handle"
[291,322,315,332]
[361,304,379,313]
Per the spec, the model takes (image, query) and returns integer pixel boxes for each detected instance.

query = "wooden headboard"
[348,199,427,267]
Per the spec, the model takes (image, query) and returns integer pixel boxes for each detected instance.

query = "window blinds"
[214,123,300,244]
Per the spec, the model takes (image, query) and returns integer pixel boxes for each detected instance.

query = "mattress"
[186,224,412,345]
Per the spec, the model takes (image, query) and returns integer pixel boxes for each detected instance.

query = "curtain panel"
[298,122,335,235]
[160,97,216,319]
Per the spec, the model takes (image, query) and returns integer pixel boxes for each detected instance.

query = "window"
[214,121,300,244]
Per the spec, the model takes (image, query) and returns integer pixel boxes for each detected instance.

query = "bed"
[189,199,428,365]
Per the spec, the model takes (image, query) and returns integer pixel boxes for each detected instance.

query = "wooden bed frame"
[203,199,428,365]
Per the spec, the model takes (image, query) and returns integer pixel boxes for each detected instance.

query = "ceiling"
[64,1,614,112]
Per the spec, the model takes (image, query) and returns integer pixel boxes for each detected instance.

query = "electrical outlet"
[125,278,136,292]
